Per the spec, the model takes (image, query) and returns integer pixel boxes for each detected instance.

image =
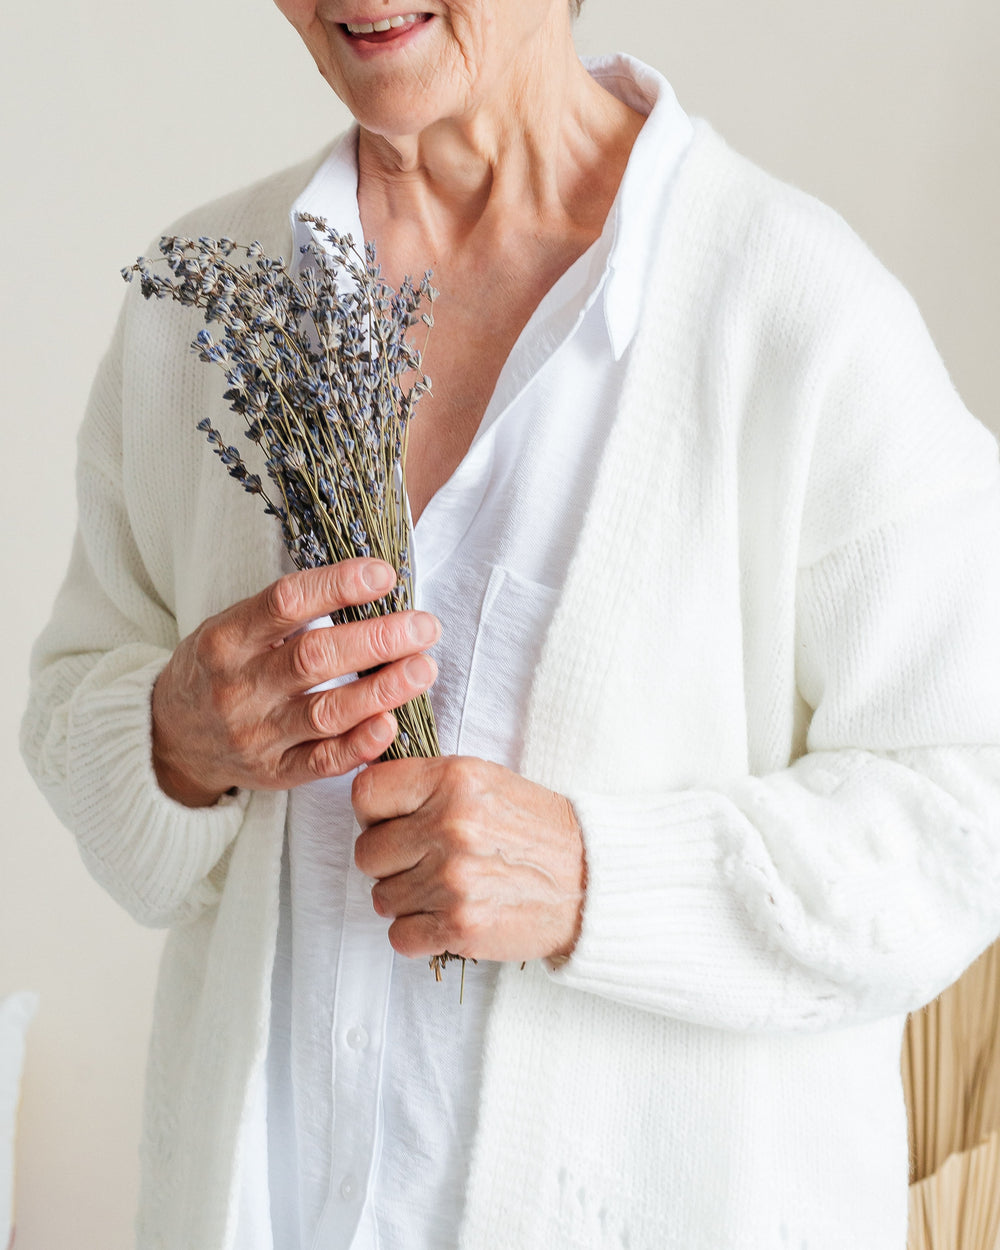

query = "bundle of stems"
[903,938,1000,1246]
[124,219,470,982]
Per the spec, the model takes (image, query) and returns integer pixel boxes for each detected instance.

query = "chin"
[335,82,462,140]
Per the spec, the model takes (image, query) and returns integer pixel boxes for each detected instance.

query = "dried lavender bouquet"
[124,218,468,981]
[124,216,439,757]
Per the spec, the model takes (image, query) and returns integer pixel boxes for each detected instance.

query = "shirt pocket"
[451,564,559,770]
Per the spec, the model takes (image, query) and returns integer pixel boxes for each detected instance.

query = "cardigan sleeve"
[553,487,1000,1031]
[548,210,1000,1032]
[19,305,252,929]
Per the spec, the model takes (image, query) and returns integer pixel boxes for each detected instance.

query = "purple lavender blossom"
[123,218,440,760]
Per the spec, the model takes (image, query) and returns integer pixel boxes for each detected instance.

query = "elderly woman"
[21,0,1000,1247]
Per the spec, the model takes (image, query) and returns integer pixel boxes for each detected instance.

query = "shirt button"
[346,1025,369,1051]
[340,1174,357,1201]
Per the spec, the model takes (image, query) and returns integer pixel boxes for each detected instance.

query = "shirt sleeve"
[548,200,1000,1032]
[19,304,255,929]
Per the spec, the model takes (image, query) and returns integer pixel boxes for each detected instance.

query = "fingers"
[352,754,488,833]
[272,609,440,697]
[351,758,588,964]
[351,755,445,830]
[228,560,399,651]
[370,853,485,960]
[274,649,441,787]
[387,913,459,960]
[281,711,400,785]
[353,756,489,883]
[370,850,482,920]
[150,560,441,804]
[292,653,436,742]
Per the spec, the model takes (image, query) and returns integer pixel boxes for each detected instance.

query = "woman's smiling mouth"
[341,12,433,45]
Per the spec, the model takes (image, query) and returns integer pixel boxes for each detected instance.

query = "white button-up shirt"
[259,53,693,1250]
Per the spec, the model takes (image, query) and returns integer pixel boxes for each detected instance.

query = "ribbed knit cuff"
[547,747,1000,1032]
[66,647,248,927]
[545,786,822,1029]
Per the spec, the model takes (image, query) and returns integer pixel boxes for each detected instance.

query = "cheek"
[450,8,525,93]
[273,0,317,27]
[275,1,342,82]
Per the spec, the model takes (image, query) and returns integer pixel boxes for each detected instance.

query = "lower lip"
[339,14,433,58]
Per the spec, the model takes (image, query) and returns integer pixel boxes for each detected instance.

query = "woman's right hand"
[150,559,440,808]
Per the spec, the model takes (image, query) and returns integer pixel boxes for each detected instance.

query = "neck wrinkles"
[356,40,643,249]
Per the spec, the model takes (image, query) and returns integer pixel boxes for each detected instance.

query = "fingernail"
[369,712,396,744]
[362,562,395,592]
[404,655,436,685]
[411,613,441,645]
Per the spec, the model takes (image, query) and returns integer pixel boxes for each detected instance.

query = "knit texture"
[21,120,1000,1249]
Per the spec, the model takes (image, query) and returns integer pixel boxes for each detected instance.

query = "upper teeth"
[346,13,421,33]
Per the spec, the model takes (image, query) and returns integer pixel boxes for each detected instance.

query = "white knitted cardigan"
[22,120,1000,1250]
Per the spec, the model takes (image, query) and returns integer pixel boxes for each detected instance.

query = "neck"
[357,47,644,253]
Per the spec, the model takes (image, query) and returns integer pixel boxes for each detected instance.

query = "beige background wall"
[1,2,997,1247]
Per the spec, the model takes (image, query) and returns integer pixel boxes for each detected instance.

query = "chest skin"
[369,241,601,523]
[355,113,644,524]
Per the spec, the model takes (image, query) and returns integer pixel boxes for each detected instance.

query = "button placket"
[316,841,394,1249]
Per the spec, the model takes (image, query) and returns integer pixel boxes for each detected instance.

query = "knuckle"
[306,691,339,738]
[448,900,481,943]
[369,663,405,710]
[305,696,327,737]
[265,573,306,625]
[306,737,345,780]
[439,801,481,853]
[365,615,397,663]
[192,622,230,674]
[441,755,484,796]
[290,629,327,686]
[439,855,473,901]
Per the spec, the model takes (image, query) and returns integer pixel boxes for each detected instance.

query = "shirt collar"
[582,53,694,360]
[289,53,693,362]
[290,127,364,271]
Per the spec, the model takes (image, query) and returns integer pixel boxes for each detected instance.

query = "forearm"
[20,307,251,928]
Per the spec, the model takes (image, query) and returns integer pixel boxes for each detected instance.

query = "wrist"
[150,674,228,808]
[152,749,229,808]
[550,795,586,962]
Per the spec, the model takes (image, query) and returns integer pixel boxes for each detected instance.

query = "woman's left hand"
[352,756,586,964]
